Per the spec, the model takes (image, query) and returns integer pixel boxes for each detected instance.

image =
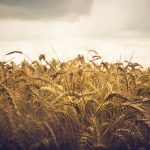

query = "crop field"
[0,51,150,150]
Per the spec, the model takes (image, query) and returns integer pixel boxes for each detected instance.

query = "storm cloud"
[0,0,93,20]
[0,0,149,38]
[0,0,150,66]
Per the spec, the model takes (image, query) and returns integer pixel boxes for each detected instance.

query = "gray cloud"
[0,0,93,20]
[0,0,150,40]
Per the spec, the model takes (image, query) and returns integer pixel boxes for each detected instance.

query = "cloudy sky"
[0,0,150,66]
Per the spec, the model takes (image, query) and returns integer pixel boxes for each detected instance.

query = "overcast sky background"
[0,0,150,66]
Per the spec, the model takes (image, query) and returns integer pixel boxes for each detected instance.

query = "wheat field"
[0,51,150,150]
